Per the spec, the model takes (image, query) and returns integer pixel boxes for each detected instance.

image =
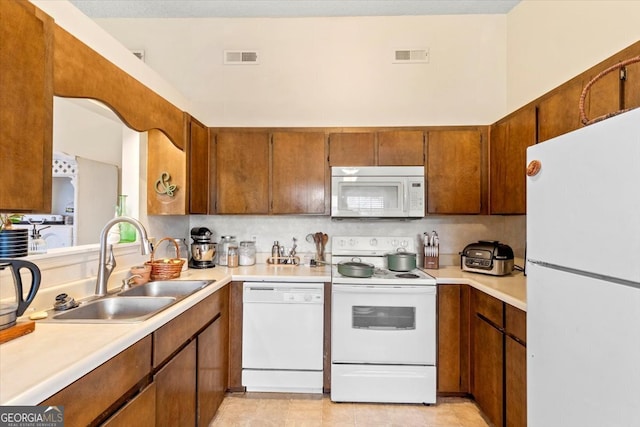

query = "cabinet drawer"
[505,304,526,344]
[473,289,504,328]
[101,383,156,427]
[41,336,152,426]
[154,287,227,367]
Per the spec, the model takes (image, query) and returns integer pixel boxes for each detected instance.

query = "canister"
[227,245,239,268]
[218,235,237,266]
[239,241,256,266]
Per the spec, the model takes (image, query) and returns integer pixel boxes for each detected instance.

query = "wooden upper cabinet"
[426,130,483,214]
[490,106,536,214]
[216,131,270,214]
[329,132,375,166]
[188,116,213,214]
[0,0,53,212]
[377,130,424,166]
[272,132,327,214]
[147,128,188,214]
[583,68,621,124]
[624,60,640,111]
[537,79,586,142]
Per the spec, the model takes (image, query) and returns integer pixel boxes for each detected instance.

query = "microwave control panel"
[408,180,425,216]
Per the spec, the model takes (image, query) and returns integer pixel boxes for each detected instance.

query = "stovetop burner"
[395,273,419,279]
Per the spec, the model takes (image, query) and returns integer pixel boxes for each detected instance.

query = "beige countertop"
[425,265,527,311]
[0,262,523,405]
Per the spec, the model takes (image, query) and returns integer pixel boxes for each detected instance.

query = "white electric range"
[330,235,437,405]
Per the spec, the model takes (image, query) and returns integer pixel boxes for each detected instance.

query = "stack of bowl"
[0,229,28,258]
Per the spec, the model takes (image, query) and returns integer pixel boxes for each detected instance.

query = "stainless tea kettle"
[0,259,41,330]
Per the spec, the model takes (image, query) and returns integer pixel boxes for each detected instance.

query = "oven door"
[331,285,436,365]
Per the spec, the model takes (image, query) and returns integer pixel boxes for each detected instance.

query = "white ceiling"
[68,0,521,18]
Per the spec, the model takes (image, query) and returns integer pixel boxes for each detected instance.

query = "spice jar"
[218,236,237,266]
[227,245,239,268]
[239,241,256,266]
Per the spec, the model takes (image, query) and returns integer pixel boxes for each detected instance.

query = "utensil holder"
[267,256,300,266]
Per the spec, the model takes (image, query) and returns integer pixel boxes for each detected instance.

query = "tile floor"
[210,393,490,426]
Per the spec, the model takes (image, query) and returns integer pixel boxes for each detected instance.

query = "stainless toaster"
[461,241,514,276]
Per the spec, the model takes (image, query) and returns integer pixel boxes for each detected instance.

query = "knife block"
[424,255,439,270]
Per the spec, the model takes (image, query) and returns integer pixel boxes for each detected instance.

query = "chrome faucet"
[95,216,151,296]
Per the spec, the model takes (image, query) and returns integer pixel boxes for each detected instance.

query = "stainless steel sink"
[117,280,214,298]
[51,296,176,323]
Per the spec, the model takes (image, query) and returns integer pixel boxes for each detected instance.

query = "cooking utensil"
[0,259,41,331]
[337,260,375,278]
[386,250,417,272]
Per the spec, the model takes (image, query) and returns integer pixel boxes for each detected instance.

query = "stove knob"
[369,238,378,246]
[349,239,356,246]
[391,239,398,247]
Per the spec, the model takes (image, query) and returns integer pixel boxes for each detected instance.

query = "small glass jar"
[227,245,239,268]
[239,241,256,266]
[218,235,237,266]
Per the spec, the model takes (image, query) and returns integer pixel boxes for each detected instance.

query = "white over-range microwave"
[331,166,425,219]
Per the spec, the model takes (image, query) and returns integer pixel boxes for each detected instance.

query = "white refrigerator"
[526,108,640,427]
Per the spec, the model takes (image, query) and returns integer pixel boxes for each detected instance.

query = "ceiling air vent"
[131,49,145,62]
[393,48,429,64]
[224,50,259,65]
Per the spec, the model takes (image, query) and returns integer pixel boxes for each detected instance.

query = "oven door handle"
[332,285,436,295]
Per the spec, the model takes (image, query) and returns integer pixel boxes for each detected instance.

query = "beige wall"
[507,0,640,111]
[96,15,507,126]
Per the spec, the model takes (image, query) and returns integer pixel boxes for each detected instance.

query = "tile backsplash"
[150,214,526,266]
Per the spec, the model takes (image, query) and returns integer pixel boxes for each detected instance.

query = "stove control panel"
[332,236,416,255]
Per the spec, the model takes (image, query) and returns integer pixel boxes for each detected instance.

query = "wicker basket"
[145,237,184,280]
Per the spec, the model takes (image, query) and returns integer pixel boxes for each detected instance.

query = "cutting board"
[0,320,35,345]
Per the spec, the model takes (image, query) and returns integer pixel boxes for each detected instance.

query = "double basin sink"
[48,280,214,323]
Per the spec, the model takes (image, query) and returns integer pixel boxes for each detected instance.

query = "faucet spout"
[95,216,151,296]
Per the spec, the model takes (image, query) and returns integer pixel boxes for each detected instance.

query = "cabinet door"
[437,284,470,394]
[624,60,640,111]
[216,131,269,214]
[328,132,375,166]
[228,281,244,391]
[0,0,53,212]
[506,337,527,427]
[41,337,152,426]
[272,132,327,214]
[147,128,188,214]
[472,315,504,427]
[377,130,424,166]
[101,383,156,427]
[537,79,585,142]
[490,106,536,214]
[189,116,212,214]
[197,293,229,427]
[584,68,621,124]
[155,340,197,427]
[427,130,483,214]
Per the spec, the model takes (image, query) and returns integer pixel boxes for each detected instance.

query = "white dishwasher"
[242,282,324,393]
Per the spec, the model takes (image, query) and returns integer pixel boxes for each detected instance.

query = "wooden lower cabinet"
[155,340,197,427]
[437,284,470,394]
[102,383,156,427]
[472,313,504,427]
[505,337,527,427]
[41,336,152,427]
[40,285,230,427]
[469,288,527,427]
[198,314,229,427]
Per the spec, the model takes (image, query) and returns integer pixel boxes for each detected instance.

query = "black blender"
[189,227,216,268]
